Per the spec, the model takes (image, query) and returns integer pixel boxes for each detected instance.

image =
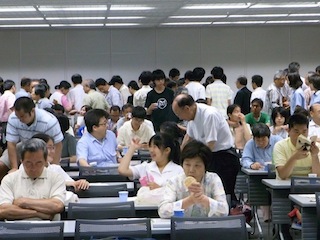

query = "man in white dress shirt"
[133,71,152,107]
[185,67,206,101]
[250,75,267,113]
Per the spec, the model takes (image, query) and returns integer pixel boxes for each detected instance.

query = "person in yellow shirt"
[273,113,320,180]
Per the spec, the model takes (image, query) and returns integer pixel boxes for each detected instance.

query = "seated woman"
[227,104,252,154]
[118,132,183,190]
[269,107,289,139]
[158,140,229,218]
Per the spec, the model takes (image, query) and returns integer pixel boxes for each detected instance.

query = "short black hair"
[251,98,263,108]
[169,68,180,79]
[84,109,109,133]
[309,73,320,90]
[139,71,152,85]
[110,105,121,113]
[34,84,47,98]
[192,67,205,82]
[132,106,146,119]
[109,75,123,85]
[288,113,309,129]
[252,75,263,87]
[3,79,15,91]
[55,113,70,133]
[227,104,240,119]
[14,97,35,113]
[252,123,270,138]
[152,69,166,81]
[288,72,302,89]
[122,103,133,112]
[160,121,184,141]
[21,77,31,87]
[71,74,82,84]
[95,78,108,87]
[180,140,211,171]
[128,80,139,90]
[237,76,247,86]
[184,70,193,80]
[59,80,71,89]
[211,66,224,79]
[271,107,289,125]
[51,104,65,113]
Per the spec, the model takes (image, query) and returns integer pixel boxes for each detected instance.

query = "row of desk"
[243,168,318,240]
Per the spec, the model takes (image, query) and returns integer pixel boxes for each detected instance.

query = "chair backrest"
[76,184,127,198]
[290,176,320,194]
[171,215,248,240]
[235,171,248,201]
[267,164,276,179]
[0,221,64,240]
[74,218,151,240]
[68,201,135,220]
[79,166,128,182]
[316,192,320,240]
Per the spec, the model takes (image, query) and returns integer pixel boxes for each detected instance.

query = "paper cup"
[119,191,128,202]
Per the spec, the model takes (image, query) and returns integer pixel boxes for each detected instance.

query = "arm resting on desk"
[13,198,64,215]
[0,204,52,220]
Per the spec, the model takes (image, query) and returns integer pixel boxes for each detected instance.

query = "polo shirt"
[106,86,123,108]
[0,167,66,221]
[309,120,320,138]
[76,130,117,167]
[185,82,206,101]
[133,85,152,107]
[6,108,63,144]
[117,120,155,147]
[82,90,108,110]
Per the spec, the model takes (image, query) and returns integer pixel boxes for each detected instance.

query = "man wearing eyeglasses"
[77,108,118,167]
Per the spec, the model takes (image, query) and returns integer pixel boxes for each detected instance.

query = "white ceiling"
[0,0,319,28]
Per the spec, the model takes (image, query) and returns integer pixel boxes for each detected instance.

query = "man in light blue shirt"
[241,123,282,169]
[77,109,118,167]
[15,78,31,99]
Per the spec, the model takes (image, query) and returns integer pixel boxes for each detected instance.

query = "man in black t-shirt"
[145,69,179,131]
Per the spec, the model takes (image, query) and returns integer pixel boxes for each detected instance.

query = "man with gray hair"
[0,138,65,220]
[82,79,108,110]
[265,70,291,115]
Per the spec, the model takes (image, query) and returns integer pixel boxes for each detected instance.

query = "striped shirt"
[6,108,63,144]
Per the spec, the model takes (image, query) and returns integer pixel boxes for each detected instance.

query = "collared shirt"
[269,126,288,139]
[15,89,30,99]
[69,84,85,111]
[241,135,282,169]
[0,90,15,122]
[187,103,233,152]
[273,138,320,179]
[205,80,233,119]
[49,91,63,105]
[158,172,229,219]
[310,90,320,106]
[82,89,108,110]
[6,108,63,143]
[250,87,267,112]
[119,84,130,105]
[133,85,152,107]
[36,98,52,109]
[290,87,306,115]
[185,81,206,101]
[130,161,183,187]
[308,120,320,138]
[76,130,117,167]
[0,167,66,220]
[117,120,155,147]
[106,86,123,108]
[265,83,291,115]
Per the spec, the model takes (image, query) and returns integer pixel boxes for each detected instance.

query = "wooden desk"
[289,194,316,240]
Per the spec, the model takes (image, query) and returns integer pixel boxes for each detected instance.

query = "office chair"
[74,218,151,240]
[316,192,320,240]
[68,201,135,220]
[76,183,127,198]
[235,171,248,201]
[290,176,320,194]
[79,166,128,182]
[0,221,64,240]
[171,215,248,240]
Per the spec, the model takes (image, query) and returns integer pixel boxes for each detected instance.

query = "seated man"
[0,138,65,220]
[117,106,155,149]
[77,109,118,167]
[245,98,270,127]
[242,123,282,169]
[273,113,320,180]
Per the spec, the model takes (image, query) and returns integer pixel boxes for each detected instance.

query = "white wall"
[0,25,319,93]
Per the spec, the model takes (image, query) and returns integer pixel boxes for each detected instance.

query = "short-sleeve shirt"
[0,167,66,220]
[76,130,118,166]
[6,108,63,144]
[245,112,270,127]
[158,172,229,218]
[0,90,16,122]
[273,138,320,179]
[187,103,233,152]
[130,161,183,187]
[62,133,77,158]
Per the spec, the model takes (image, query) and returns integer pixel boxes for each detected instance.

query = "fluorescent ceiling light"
[0,6,36,12]
[0,24,49,27]
[161,22,212,25]
[169,15,227,19]
[46,17,105,20]
[251,3,319,8]
[229,14,288,18]
[52,24,104,27]
[105,23,140,26]
[38,6,108,11]
[110,5,154,11]
[183,3,250,9]
[108,16,145,20]
[266,20,319,24]
[290,13,320,17]
[0,18,43,21]
[213,21,265,25]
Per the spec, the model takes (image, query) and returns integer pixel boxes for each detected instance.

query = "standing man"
[109,76,130,105]
[172,94,240,201]
[69,73,85,112]
[15,77,31,99]
[250,75,267,113]
[1,97,63,178]
[234,76,252,115]
[82,79,108,110]
[0,138,65,221]
[95,78,123,109]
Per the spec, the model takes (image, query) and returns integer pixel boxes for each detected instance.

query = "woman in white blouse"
[118,132,183,189]
[158,140,229,218]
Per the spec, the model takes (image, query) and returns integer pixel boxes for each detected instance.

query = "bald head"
[172,94,196,120]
